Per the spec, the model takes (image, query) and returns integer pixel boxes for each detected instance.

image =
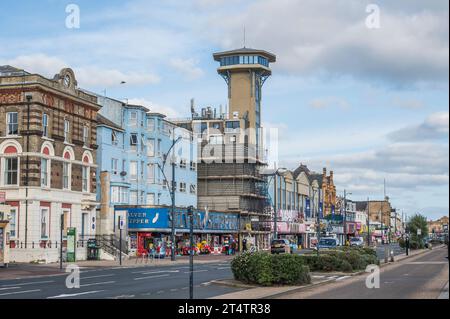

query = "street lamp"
[261,167,288,240]
[157,130,183,262]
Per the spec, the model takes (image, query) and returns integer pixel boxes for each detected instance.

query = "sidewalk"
[0,254,234,280]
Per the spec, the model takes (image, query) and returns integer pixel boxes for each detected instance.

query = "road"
[278,246,449,299]
[0,260,242,299]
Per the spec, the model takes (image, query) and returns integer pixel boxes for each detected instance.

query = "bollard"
[390,250,394,262]
[384,245,389,263]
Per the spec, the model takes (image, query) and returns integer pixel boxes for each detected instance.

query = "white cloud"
[0,54,160,88]
[127,98,181,118]
[169,58,204,80]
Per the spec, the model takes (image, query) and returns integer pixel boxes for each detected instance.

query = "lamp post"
[313,188,320,256]
[187,206,194,299]
[158,130,182,262]
[342,190,352,245]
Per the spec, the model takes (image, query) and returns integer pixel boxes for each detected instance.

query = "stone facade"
[0,66,100,262]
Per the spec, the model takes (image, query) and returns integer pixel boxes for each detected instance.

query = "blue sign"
[319,202,323,218]
[119,207,239,232]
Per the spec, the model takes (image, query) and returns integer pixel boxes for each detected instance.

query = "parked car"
[271,239,292,254]
[316,238,339,249]
[349,237,365,247]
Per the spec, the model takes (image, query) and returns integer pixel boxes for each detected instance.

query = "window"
[129,190,138,204]
[10,208,17,238]
[111,186,128,204]
[140,161,145,179]
[209,135,223,145]
[180,182,186,193]
[190,184,196,194]
[130,161,137,180]
[112,131,118,145]
[64,119,70,142]
[226,121,240,129]
[42,113,48,137]
[41,158,48,187]
[130,133,138,151]
[147,164,155,183]
[130,111,137,126]
[83,125,89,146]
[147,118,155,131]
[157,139,161,156]
[229,135,237,143]
[40,208,49,238]
[212,122,220,130]
[162,179,167,189]
[122,159,126,173]
[190,161,196,171]
[147,139,155,157]
[140,191,145,203]
[111,158,118,175]
[146,193,155,205]
[6,112,18,136]
[141,135,145,153]
[4,158,18,185]
[82,166,89,192]
[63,162,70,189]
[180,159,187,169]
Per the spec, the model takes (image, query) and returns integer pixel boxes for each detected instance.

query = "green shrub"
[231,252,311,286]
[398,238,405,248]
[339,260,353,272]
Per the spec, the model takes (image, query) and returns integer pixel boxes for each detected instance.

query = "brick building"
[0,66,100,262]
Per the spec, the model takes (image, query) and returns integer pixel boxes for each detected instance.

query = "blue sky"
[1,0,448,220]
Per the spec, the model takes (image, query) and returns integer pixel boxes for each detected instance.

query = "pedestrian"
[242,238,247,251]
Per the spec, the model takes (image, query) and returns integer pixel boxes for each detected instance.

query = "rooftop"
[213,47,276,63]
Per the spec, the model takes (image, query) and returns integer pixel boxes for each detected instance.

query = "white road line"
[140,270,180,275]
[181,287,188,290]
[47,290,104,299]
[1,280,54,287]
[406,261,448,265]
[170,288,178,292]
[0,287,21,291]
[80,281,116,287]
[312,275,325,279]
[81,274,115,280]
[133,274,170,281]
[216,267,229,270]
[156,290,165,294]
[336,276,351,281]
[0,289,41,297]
[184,269,208,274]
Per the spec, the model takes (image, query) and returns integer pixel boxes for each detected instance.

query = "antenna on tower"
[243,25,246,48]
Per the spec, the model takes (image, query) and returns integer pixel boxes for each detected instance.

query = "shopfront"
[115,206,239,256]
[0,204,11,267]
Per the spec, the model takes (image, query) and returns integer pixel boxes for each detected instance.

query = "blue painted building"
[95,96,197,239]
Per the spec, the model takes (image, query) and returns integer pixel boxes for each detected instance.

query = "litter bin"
[87,239,100,260]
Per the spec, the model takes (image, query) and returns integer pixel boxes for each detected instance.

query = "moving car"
[349,237,365,247]
[317,238,339,249]
[271,239,292,254]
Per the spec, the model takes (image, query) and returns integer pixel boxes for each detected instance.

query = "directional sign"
[417,229,422,236]
[119,217,124,230]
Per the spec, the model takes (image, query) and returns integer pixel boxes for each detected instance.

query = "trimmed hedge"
[231,252,311,286]
[300,248,379,273]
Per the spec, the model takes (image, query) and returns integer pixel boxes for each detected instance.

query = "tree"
[407,213,428,249]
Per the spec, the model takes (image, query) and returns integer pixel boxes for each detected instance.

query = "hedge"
[300,248,379,273]
[231,252,311,286]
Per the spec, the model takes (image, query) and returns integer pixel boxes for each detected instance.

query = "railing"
[9,239,91,249]
[95,234,129,259]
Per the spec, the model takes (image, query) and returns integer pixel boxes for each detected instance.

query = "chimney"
[323,167,326,176]
[330,170,334,181]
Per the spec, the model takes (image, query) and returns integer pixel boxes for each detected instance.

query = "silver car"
[349,237,364,247]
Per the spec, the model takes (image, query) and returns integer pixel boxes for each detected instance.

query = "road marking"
[336,276,351,281]
[156,290,165,294]
[80,281,115,287]
[406,261,448,265]
[82,274,114,280]
[140,270,180,275]
[170,288,178,292]
[133,274,170,280]
[107,295,135,299]
[1,280,54,287]
[181,287,188,290]
[0,287,20,291]
[47,290,104,299]
[216,267,229,270]
[0,289,41,297]
[184,269,208,274]
[312,275,325,279]
[200,282,212,286]
[438,282,449,299]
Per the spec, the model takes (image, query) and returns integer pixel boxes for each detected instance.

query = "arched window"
[81,151,93,193]
[62,146,74,190]
[40,142,54,188]
[0,140,22,186]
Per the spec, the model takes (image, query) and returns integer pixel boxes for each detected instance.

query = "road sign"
[417,229,422,236]
[119,217,124,230]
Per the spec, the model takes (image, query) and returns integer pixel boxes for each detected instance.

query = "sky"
[0,0,448,221]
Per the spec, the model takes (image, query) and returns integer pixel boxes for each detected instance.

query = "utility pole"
[60,213,64,270]
[171,135,176,262]
[118,216,122,266]
[314,189,320,256]
[366,197,370,247]
[273,172,278,240]
[188,206,194,299]
[343,190,347,245]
